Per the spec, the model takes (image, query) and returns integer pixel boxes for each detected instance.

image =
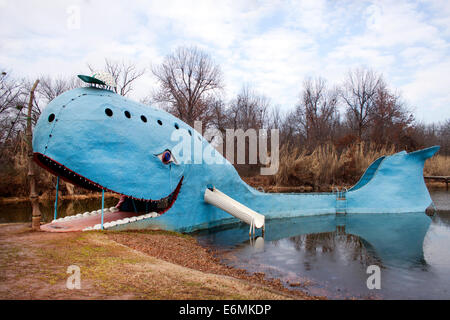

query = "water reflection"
[195,199,450,299]
[1,190,448,298]
[196,212,430,267]
[0,197,117,224]
[286,230,382,270]
[424,212,450,272]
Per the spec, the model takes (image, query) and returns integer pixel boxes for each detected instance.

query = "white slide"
[204,187,265,234]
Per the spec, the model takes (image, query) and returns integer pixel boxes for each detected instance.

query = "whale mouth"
[33,152,183,215]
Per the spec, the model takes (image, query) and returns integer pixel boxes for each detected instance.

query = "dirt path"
[0,223,319,300]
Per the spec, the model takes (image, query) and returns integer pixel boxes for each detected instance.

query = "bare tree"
[228,84,270,131]
[341,68,382,140]
[209,98,229,134]
[0,71,25,115]
[0,71,28,146]
[26,75,81,127]
[37,75,80,103]
[409,119,450,155]
[295,77,339,147]
[88,59,146,97]
[369,82,414,147]
[277,109,301,147]
[152,46,224,127]
[224,85,271,174]
[439,119,450,155]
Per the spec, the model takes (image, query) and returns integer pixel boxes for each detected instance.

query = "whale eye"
[48,114,55,122]
[156,150,177,165]
[162,151,171,163]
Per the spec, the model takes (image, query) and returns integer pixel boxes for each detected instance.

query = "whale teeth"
[73,206,161,232]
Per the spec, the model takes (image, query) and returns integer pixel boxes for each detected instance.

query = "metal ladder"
[333,187,348,214]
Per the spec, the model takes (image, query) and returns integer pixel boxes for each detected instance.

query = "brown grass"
[424,155,450,176]
[0,133,102,198]
[249,143,449,191]
[2,134,447,198]
[0,224,318,300]
[268,143,396,190]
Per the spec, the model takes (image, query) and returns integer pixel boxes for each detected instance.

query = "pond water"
[194,190,450,299]
[1,190,449,299]
[0,197,118,224]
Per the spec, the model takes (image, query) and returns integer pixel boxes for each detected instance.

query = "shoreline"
[0,192,120,204]
[0,223,322,300]
[1,181,446,204]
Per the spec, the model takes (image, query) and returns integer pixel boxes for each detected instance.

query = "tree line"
[0,46,448,196]
[149,46,448,159]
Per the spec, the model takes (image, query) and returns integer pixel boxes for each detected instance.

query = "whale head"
[32,86,222,213]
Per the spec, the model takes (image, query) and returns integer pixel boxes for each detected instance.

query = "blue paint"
[101,189,104,230]
[349,156,385,191]
[195,211,432,268]
[195,210,447,299]
[54,176,59,220]
[32,86,440,232]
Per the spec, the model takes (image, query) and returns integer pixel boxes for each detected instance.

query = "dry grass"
[424,155,450,176]
[0,134,105,198]
[268,142,396,190]
[0,136,55,197]
[2,133,447,198]
[0,224,317,300]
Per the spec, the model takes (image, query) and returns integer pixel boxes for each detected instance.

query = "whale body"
[33,86,440,232]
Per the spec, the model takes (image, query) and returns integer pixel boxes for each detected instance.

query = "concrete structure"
[33,85,440,233]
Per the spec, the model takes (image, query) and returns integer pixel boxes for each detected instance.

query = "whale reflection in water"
[195,212,436,299]
[197,212,431,267]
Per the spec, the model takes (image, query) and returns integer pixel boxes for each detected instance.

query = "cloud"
[400,59,450,122]
[0,0,449,123]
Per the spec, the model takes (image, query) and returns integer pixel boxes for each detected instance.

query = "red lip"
[33,152,183,214]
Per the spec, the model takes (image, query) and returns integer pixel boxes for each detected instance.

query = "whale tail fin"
[407,145,441,161]
[347,146,440,213]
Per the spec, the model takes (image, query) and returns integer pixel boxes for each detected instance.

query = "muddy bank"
[0,223,321,300]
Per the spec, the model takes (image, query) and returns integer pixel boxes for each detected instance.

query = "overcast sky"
[1,0,449,123]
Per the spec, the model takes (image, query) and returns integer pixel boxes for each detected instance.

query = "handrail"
[334,186,347,214]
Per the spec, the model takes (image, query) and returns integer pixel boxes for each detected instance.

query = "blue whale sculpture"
[33,85,440,233]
